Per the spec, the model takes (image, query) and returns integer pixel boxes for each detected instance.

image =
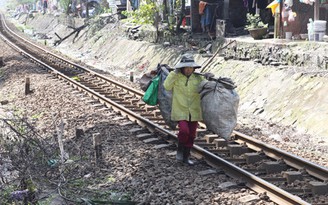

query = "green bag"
[142,75,160,106]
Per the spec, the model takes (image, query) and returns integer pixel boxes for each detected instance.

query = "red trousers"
[178,121,198,148]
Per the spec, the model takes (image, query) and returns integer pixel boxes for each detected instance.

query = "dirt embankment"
[18,13,328,144]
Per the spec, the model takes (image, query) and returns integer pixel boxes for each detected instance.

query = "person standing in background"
[199,1,212,32]
[43,0,48,14]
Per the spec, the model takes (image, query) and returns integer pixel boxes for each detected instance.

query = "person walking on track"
[164,53,214,165]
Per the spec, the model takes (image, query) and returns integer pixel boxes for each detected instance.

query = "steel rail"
[0,17,169,136]
[233,130,328,181]
[192,144,311,205]
[0,13,144,98]
[0,13,314,205]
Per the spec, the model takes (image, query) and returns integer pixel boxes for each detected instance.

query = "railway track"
[1,13,327,205]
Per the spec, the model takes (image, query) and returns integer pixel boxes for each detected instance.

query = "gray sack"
[157,65,178,130]
[199,80,239,140]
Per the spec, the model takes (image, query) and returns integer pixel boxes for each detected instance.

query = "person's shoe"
[176,143,184,162]
[183,147,194,166]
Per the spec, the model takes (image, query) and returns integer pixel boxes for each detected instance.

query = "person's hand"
[204,72,214,80]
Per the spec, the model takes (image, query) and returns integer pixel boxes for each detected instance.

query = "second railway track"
[1,13,327,205]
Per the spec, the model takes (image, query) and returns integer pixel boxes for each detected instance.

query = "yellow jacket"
[163,71,204,122]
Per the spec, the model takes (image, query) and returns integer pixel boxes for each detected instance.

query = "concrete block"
[309,181,328,195]
[136,133,152,140]
[152,110,161,116]
[228,144,248,156]
[283,171,303,184]
[244,153,264,164]
[205,134,219,143]
[120,121,135,126]
[128,127,145,133]
[145,106,156,111]
[239,195,260,203]
[167,151,177,156]
[214,138,227,148]
[143,138,160,144]
[264,161,287,174]
[154,144,171,149]
[198,169,218,176]
[75,128,84,139]
[195,129,207,137]
[218,181,238,190]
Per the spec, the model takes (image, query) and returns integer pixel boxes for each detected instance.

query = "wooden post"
[86,1,89,18]
[274,9,281,39]
[0,57,3,67]
[93,133,102,164]
[75,128,84,139]
[314,0,320,21]
[130,71,134,82]
[57,119,65,164]
[279,2,283,39]
[25,77,30,95]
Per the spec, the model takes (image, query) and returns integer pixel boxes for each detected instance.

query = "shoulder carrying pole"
[200,40,236,73]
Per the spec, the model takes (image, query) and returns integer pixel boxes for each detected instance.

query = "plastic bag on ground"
[199,80,239,140]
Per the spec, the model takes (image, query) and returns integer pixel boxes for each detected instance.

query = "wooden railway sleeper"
[224,158,246,164]
[96,91,109,95]
[117,101,131,105]
[111,88,122,92]
[144,106,157,111]
[125,105,138,109]
[123,95,134,100]
[77,81,93,87]
[152,110,161,116]
[130,99,140,104]
[130,108,145,112]
[147,117,164,121]
[91,79,104,85]
[157,122,168,126]
[116,92,128,97]
[105,95,123,100]
[77,73,90,78]
[96,82,107,87]
[85,86,101,90]
[137,102,146,107]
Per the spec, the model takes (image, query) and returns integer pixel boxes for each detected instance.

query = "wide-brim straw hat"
[174,53,201,69]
